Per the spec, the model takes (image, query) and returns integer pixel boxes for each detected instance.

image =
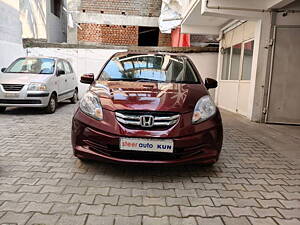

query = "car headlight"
[80,91,103,120]
[192,95,216,124]
[27,83,47,91]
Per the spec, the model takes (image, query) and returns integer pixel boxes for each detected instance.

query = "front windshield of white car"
[5,58,55,74]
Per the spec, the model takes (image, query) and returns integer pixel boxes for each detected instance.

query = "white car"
[0,57,78,113]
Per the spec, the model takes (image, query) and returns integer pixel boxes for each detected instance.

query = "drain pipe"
[205,0,300,13]
[205,0,269,12]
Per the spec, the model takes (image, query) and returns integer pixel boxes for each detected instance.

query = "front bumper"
[0,85,50,107]
[72,109,223,165]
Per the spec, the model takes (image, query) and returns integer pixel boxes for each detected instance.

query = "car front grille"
[2,84,24,91]
[115,110,179,130]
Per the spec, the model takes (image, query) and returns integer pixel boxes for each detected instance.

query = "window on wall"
[221,40,254,81]
[138,27,159,46]
[242,40,254,80]
[221,48,231,80]
[230,43,242,80]
[51,0,61,17]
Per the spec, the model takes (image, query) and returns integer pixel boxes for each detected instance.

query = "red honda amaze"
[71,52,223,165]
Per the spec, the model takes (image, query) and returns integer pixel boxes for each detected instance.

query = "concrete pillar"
[67,0,81,44]
[249,14,274,122]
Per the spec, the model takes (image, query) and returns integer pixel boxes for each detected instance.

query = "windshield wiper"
[107,78,133,81]
[175,81,199,84]
[107,78,161,82]
[135,78,161,82]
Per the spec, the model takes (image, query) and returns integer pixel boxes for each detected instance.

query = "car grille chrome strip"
[154,115,179,121]
[116,117,141,125]
[115,111,179,128]
[115,112,140,120]
[2,84,25,91]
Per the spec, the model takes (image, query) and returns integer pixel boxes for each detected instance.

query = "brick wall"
[78,24,138,46]
[78,23,171,46]
[81,0,162,17]
[191,34,218,44]
[158,32,172,47]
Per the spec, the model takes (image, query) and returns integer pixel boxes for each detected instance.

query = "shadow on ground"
[1,102,73,116]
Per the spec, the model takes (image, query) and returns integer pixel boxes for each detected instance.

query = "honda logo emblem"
[140,115,154,127]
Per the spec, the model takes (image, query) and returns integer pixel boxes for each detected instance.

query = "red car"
[72,52,223,165]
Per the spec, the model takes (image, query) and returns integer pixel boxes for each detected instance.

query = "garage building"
[181,0,300,124]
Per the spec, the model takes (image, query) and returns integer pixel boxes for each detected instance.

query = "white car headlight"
[27,82,47,91]
[192,95,216,124]
[80,91,103,120]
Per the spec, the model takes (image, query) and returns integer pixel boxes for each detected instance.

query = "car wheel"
[70,89,78,104]
[45,94,57,114]
[0,107,6,113]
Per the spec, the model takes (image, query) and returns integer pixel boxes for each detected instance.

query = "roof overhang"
[181,0,296,35]
[181,0,229,35]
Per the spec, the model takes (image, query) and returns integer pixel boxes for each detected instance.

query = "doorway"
[138,27,159,46]
[265,26,300,124]
[217,39,255,117]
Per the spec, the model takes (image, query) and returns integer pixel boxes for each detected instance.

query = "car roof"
[19,56,68,61]
[112,51,188,58]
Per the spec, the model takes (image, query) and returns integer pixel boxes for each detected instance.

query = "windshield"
[98,54,200,84]
[5,58,55,74]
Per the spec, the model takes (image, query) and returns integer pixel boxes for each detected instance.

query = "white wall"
[0,0,25,69]
[20,0,47,40]
[0,41,25,69]
[19,0,67,42]
[26,47,218,99]
[188,53,218,99]
[46,0,67,43]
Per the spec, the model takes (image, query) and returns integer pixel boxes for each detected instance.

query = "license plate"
[5,93,19,98]
[120,138,174,153]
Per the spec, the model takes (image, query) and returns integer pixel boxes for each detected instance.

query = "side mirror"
[56,69,65,76]
[80,73,94,84]
[1,68,6,73]
[205,78,218,90]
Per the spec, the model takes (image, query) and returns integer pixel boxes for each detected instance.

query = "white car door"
[56,60,68,101]
[63,60,76,97]
[68,61,77,91]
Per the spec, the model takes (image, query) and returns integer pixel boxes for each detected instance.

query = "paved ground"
[222,110,300,163]
[0,103,299,225]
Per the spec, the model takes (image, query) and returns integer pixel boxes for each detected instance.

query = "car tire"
[45,94,57,114]
[0,107,6,113]
[70,89,78,104]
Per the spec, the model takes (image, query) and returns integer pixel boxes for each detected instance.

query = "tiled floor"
[0,104,299,225]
